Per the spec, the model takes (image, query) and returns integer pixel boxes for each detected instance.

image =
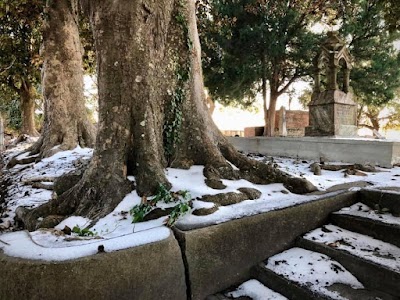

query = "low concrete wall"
[0,234,187,300]
[228,136,400,168]
[174,191,357,300]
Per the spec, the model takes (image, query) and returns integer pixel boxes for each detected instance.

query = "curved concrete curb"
[0,233,186,300]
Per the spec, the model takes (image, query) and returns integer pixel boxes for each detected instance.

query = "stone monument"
[305,32,357,137]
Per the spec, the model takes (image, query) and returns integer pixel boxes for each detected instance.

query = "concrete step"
[359,189,400,216]
[253,247,395,300]
[299,224,400,297]
[331,202,400,247]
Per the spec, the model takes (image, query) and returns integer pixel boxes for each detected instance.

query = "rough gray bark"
[30,0,95,158]
[20,80,39,137]
[20,0,316,230]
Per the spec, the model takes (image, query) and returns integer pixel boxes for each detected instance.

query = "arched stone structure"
[305,32,358,137]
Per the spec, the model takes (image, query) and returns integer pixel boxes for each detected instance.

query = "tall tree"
[29,0,95,158]
[199,0,324,136]
[0,0,44,136]
[298,0,400,133]
[20,0,315,230]
[341,0,400,131]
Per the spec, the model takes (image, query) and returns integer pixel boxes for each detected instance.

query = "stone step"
[253,247,395,300]
[331,202,400,248]
[359,189,400,216]
[299,224,400,297]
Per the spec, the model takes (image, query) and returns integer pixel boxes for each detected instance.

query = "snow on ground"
[249,154,400,191]
[1,143,400,261]
[334,202,400,226]
[304,224,400,272]
[265,247,364,300]
[226,279,288,300]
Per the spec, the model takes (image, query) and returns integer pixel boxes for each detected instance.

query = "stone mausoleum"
[305,32,358,137]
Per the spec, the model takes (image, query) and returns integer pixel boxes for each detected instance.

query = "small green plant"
[72,225,96,237]
[167,202,190,226]
[130,183,191,226]
[130,203,153,223]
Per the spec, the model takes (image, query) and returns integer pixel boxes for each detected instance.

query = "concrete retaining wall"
[228,136,400,168]
[0,234,187,300]
[174,191,358,300]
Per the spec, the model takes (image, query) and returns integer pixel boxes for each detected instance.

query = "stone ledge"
[228,136,400,168]
[0,233,187,300]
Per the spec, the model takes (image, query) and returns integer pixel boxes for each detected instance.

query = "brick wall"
[244,110,309,137]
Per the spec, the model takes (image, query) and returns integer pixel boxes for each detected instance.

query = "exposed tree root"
[22,177,55,183]
[6,154,37,169]
[23,182,54,190]
[18,167,133,231]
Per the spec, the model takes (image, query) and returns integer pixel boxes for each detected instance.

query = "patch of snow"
[55,216,91,231]
[226,279,288,300]
[334,202,400,227]
[191,200,215,210]
[304,224,400,272]
[0,228,170,261]
[266,247,363,300]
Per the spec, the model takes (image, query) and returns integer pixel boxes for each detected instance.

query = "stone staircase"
[209,191,400,300]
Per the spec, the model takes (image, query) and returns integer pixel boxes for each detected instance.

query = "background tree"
[20,0,315,230]
[341,0,400,132]
[198,0,325,136]
[0,0,44,136]
[28,0,95,158]
[298,0,400,133]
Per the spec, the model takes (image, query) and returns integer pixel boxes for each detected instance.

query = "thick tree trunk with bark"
[20,0,316,230]
[30,0,94,158]
[20,80,39,136]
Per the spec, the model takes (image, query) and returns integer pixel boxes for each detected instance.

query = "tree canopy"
[0,0,44,134]
[198,0,326,135]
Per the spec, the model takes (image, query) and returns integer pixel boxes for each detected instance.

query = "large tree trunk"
[20,80,39,136]
[30,0,94,158]
[20,0,316,230]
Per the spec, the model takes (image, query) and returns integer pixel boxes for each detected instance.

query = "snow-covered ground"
[1,142,400,261]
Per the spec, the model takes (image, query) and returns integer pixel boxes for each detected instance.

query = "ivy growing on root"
[130,183,191,227]
[163,0,193,160]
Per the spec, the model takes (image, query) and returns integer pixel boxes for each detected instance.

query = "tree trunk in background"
[30,0,94,158]
[20,80,39,136]
[261,61,268,136]
[265,91,278,137]
[21,0,316,229]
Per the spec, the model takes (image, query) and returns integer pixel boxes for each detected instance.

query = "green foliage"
[167,202,190,227]
[163,1,192,159]
[2,98,22,130]
[383,0,400,32]
[0,0,44,132]
[334,0,400,130]
[130,204,153,223]
[72,225,95,237]
[130,184,192,227]
[198,0,325,108]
